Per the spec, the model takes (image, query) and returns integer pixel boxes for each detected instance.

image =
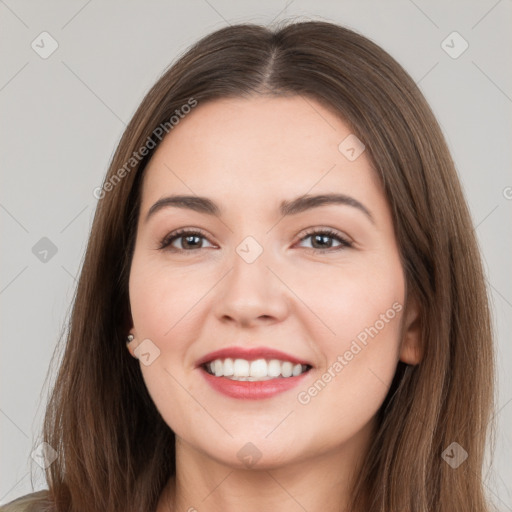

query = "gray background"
[1,0,511,508]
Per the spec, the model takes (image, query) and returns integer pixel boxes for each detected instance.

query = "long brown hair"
[3,19,496,512]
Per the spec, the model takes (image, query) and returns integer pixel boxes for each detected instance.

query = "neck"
[157,420,374,512]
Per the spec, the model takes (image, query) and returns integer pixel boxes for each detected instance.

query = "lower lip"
[200,367,310,400]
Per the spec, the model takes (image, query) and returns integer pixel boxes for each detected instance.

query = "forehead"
[140,95,382,212]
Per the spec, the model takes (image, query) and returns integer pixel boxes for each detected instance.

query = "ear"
[126,331,139,358]
[399,294,422,365]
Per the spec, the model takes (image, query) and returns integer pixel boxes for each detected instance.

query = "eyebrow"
[145,193,374,224]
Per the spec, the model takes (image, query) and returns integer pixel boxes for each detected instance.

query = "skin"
[127,95,421,512]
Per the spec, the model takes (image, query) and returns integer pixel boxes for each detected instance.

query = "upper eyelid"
[160,227,352,250]
[159,228,212,247]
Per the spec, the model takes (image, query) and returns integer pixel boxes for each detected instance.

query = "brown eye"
[297,229,352,252]
[159,229,213,252]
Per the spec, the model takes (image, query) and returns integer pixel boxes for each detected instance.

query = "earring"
[126,334,134,344]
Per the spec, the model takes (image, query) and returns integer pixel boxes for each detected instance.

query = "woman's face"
[128,95,420,469]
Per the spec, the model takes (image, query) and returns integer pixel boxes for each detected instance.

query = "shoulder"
[0,490,53,512]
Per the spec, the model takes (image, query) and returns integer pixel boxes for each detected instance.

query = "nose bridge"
[214,232,289,324]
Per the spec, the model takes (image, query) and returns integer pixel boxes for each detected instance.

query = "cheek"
[294,254,403,371]
[129,255,207,339]
[293,259,405,430]
[289,249,405,348]
[129,258,210,433]
[327,271,404,354]
[293,310,403,450]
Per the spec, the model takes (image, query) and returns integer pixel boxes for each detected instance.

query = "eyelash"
[158,227,353,254]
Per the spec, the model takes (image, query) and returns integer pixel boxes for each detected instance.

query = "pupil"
[184,235,200,249]
[313,234,331,249]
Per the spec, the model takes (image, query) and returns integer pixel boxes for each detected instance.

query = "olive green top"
[0,490,52,512]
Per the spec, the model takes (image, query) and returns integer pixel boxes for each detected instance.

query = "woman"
[2,19,495,512]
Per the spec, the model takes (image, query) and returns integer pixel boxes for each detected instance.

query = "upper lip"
[195,347,313,368]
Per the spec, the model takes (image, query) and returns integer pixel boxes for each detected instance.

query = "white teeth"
[268,359,281,377]
[223,358,234,376]
[233,359,250,377]
[213,359,224,377]
[250,359,267,378]
[281,361,293,377]
[205,357,310,380]
[292,363,302,376]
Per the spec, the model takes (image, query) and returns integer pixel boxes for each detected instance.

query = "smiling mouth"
[202,358,312,381]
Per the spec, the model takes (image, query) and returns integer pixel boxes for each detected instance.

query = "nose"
[212,244,291,328]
